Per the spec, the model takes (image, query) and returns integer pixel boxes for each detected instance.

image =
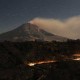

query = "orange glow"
[73,58,80,61]
[72,53,80,61]
[27,60,56,66]
[73,54,80,57]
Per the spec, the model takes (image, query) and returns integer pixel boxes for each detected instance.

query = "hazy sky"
[0,0,80,39]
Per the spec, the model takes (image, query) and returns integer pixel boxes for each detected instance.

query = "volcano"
[0,23,67,42]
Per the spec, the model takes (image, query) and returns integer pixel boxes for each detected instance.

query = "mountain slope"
[0,23,67,42]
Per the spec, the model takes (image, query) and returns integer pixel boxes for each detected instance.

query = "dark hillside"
[0,40,80,80]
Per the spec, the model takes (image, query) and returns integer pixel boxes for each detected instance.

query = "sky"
[0,0,80,39]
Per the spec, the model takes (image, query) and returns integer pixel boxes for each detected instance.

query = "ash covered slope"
[0,23,67,42]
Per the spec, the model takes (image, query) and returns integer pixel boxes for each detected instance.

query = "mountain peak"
[28,20,34,25]
[0,22,68,42]
[18,22,40,32]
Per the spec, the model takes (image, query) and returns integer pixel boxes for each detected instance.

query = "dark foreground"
[0,40,80,80]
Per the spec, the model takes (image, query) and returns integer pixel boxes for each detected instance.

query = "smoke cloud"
[29,16,80,39]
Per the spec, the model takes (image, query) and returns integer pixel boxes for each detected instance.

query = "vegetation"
[0,40,80,80]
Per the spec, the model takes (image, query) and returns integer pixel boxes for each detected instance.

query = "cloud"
[29,16,80,39]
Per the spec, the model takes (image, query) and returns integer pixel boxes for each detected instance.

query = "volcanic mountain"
[0,23,67,42]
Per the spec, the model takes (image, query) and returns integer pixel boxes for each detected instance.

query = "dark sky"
[0,0,80,33]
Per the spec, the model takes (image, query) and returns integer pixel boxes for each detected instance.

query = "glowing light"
[27,60,56,67]
[36,60,55,64]
[28,63,36,66]
[73,54,80,57]
[73,58,80,61]
[72,53,80,61]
